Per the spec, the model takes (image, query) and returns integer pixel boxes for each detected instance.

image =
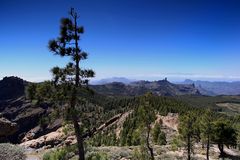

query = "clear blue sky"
[1,0,240,82]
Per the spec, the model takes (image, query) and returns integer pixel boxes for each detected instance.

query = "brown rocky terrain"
[0,117,18,142]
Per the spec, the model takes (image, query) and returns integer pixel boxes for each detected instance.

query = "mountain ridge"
[0,76,201,99]
[91,78,200,96]
[181,79,240,95]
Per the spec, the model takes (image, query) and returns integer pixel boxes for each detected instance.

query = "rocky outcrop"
[20,112,132,149]
[20,128,66,149]
[155,113,179,131]
[0,77,40,142]
[21,118,63,142]
[0,117,18,142]
[0,76,27,101]
[155,113,179,144]
[0,96,48,143]
[0,117,18,137]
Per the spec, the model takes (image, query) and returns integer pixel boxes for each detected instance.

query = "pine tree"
[200,110,213,160]
[152,123,166,145]
[153,123,161,143]
[179,112,198,160]
[138,93,155,160]
[25,83,37,101]
[212,120,237,157]
[48,8,94,160]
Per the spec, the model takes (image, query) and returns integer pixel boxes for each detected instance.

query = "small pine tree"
[152,123,166,145]
[212,120,237,157]
[153,123,161,143]
[200,110,214,160]
[25,83,37,101]
[138,93,155,160]
[157,131,167,145]
[179,112,198,160]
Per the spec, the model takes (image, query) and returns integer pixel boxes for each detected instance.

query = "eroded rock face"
[0,95,50,143]
[20,128,69,149]
[0,117,18,138]
[0,77,60,143]
[21,118,63,143]
[155,113,179,131]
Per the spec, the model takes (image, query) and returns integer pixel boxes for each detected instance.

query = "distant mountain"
[91,77,134,85]
[182,79,240,95]
[91,79,200,96]
[0,76,28,100]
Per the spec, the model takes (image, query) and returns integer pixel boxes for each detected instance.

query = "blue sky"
[1,0,240,82]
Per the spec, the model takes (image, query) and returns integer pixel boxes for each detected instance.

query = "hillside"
[0,76,127,143]
[0,77,239,160]
[0,76,28,100]
[21,94,240,160]
[91,79,200,96]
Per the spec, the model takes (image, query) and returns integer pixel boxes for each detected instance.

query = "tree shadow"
[220,153,240,160]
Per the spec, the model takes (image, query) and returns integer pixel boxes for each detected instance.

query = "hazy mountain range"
[92,77,240,96]
[181,79,240,96]
[91,79,200,96]
[91,77,135,85]
[1,77,240,99]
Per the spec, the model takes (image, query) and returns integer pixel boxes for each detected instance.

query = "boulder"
[20,128,65,149]
[0,117,18,137]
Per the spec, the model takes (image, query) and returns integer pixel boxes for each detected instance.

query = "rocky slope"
[0,97,49,143]
[22,112,240,160]
[0,77,54,143]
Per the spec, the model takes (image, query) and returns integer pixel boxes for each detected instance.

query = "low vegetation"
[0,143,26,160]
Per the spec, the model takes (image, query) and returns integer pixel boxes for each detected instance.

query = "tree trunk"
[72,12,85,160]
[206,134,210,160]
[70,86,84,160]
[73,115,85,160]
[146,125,154,160]
[218,143,225,158]
[187,133,191,160]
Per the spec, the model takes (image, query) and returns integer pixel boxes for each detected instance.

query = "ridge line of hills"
[0,76,200,100]
[93,77,240,96]
[1,76,240,100]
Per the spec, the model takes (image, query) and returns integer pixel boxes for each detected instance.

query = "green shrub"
[157,131,167,145]
[43,148,70,160]
[86,152,108,160]
[170,136,182,151]
[132,146,152,160]
[43,152,51,160]
[152,123,167,145]
[0,143,26,160]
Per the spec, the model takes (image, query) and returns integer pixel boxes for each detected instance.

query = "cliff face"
[0,77,48,143]
[0,76,27,100]
[0,96,47,143]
